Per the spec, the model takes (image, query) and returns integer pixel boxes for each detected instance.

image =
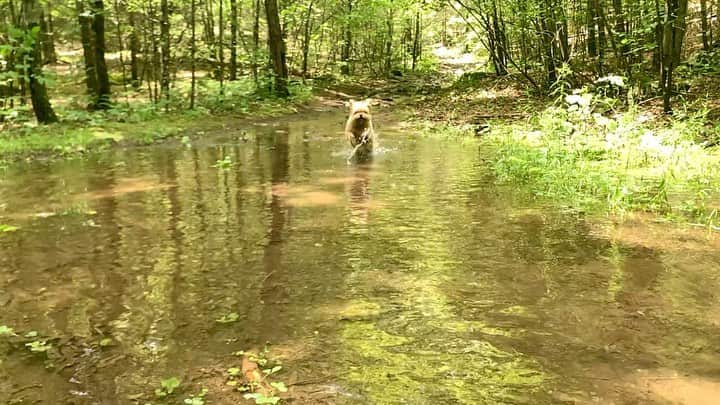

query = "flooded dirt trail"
[1,111,720,404]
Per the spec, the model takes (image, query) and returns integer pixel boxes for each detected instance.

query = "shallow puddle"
[1,111,719,404]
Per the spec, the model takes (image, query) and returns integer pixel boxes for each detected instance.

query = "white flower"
[565,94,591,107]
[596,75,625,87]
[639,131,662,150]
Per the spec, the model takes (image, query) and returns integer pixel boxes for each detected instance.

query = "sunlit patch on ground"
[635,369,720,405]
[433,45,479,65]
[285,191,341,207]
[81,177,176,201]
[317,176,361,185]
[266,182,343,207]
[591,213,720,252]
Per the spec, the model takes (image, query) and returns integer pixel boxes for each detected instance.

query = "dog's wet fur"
[345,99,375,159]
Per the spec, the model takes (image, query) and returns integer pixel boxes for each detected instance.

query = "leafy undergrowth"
[0,78,313,160]
[416,84,720,229]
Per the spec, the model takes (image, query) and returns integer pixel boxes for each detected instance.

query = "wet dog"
[345,99,375,161]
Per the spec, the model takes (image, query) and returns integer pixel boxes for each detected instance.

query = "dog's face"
[349,99,372,124]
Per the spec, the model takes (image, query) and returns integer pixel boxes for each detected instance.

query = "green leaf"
[160,376,181,394]
[244,393,281,404]
[24,331,38,338]
[270,381,288,393]
[0,325,15,336]
[227,367,241,376]
[25,340,51,352]
[264,366,282,375]
[215,312,240,323]
[0,224,19,233]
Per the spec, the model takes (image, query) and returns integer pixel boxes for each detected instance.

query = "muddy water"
[1,111,720,404]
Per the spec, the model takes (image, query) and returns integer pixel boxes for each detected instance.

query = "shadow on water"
[1,111,720,404]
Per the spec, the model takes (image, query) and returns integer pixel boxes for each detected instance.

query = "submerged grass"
[420,94,720,228]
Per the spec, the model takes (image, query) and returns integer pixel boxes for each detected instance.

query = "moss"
[340,321,544,404]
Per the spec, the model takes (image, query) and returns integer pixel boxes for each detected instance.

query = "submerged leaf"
[215,312,240,323]
[0,224,18,233]
[270,381,288,393]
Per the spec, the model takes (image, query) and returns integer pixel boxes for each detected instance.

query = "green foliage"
[549,63,574,102]
[155,377,181,397]
[212,156,234,170]
[482,89,720,225]
[0,325,15,336]
[228,348,287,404]
[243,393,281,404]
[685,49,720,75]
[270,382,288,393]
[99,338,114,347]
[183,388,209,405]
[0,25,40,85]
[0,224,19,233]
[25,340,51,353]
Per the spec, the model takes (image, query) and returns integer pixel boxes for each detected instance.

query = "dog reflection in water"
[345,165,372,227]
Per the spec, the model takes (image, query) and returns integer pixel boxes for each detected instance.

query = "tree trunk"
[252,0,261,83]
[190,0,196,108]
[385,7,394,74]
[22,0,58,123]
[540,4,557,86]
[411,10,421,71]
[653,0,662,70]
[558,10,570,63]
[491,0,508,75]
[112,0,128,99]
[39,4,57,64]
[700,0,710,51]
[660,0,688,113]
[129,10,141,88]
[219,0,224,92]
[612,0,629,70]
[341,0,352,75]
[92,0,111,109]
[230,0,238,80]
[595,0,606,75]
[203,0,214,46]
[77,0,98,95]
[587,0,597,57]
[160,0,170,103]
[148,1,160,104]
[265,0,289,96]
[301,0,314,78]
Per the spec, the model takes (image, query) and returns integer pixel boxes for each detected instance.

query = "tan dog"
[345,99,375,161]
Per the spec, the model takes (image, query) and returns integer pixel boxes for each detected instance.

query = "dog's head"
[348,99,372,123]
